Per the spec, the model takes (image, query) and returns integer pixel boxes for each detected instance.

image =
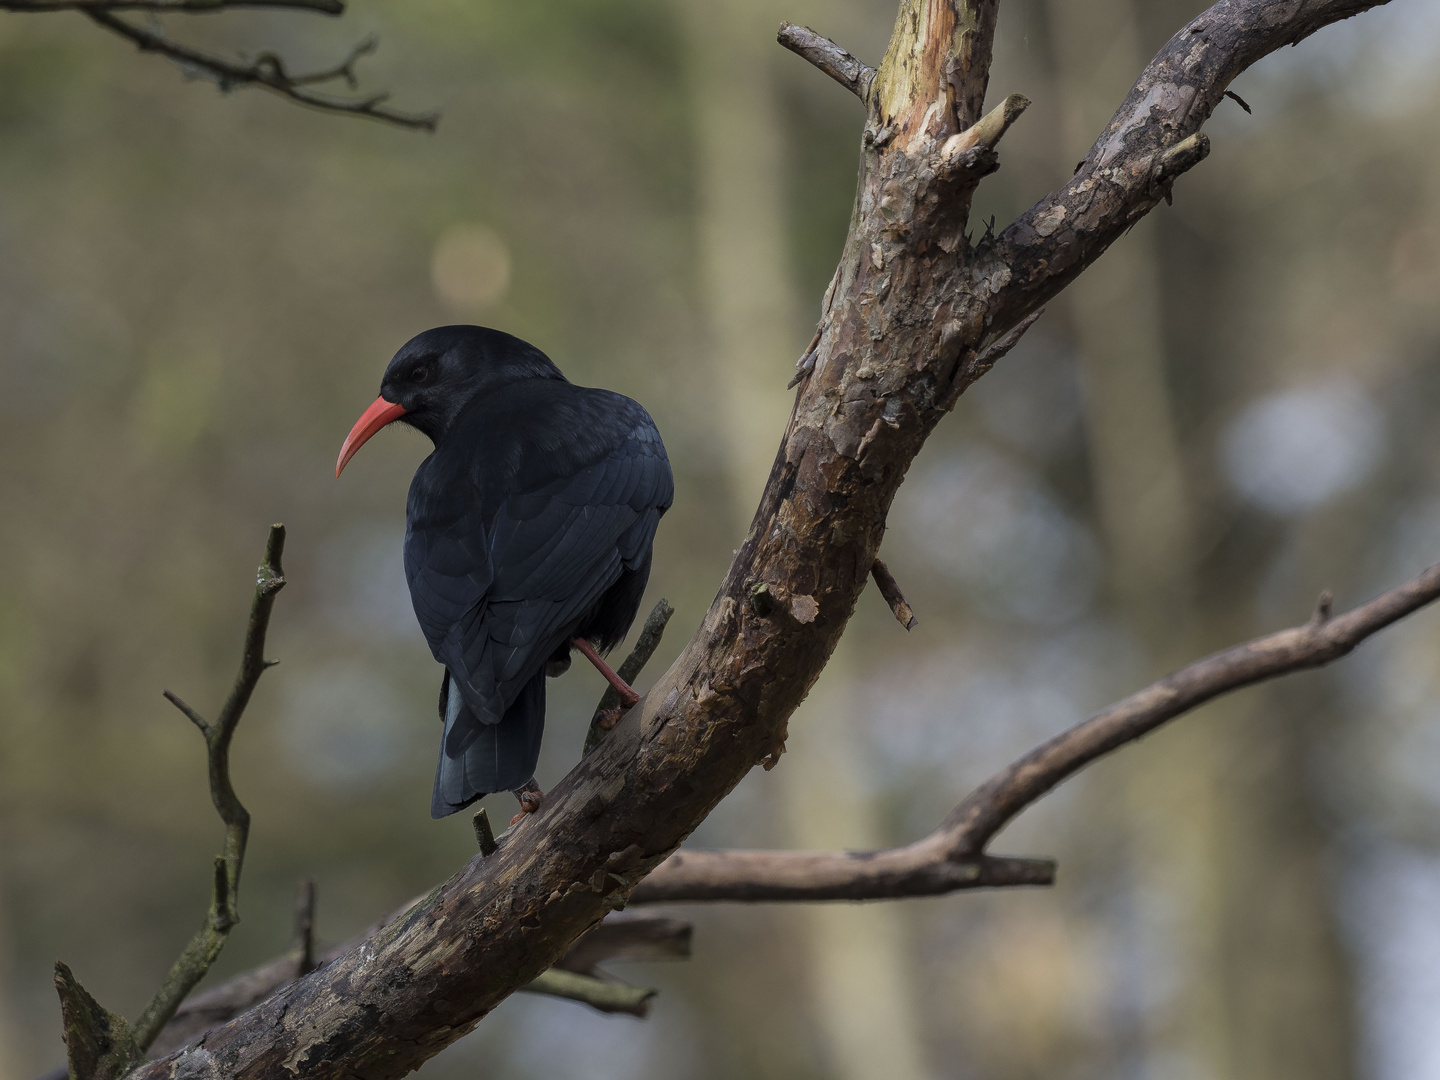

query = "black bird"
[336,326,673,820]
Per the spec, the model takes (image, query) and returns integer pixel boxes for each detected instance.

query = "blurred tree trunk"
[1043,1,1356,1077]
[681,2,932,1076]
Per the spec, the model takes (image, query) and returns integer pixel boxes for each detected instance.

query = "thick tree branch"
[85,12,438,131]
[126,1,1399,1077]
[777,23,875,104]
[126,911,691,1063]
[985,0,1387,331]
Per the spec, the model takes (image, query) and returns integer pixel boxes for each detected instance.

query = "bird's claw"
[509,782,545,827]
[595,707,624,731]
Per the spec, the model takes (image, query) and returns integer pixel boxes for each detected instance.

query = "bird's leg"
[509,778,545,827]
[571,637,641,709]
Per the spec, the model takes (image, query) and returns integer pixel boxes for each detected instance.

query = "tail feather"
[431,669,545,819]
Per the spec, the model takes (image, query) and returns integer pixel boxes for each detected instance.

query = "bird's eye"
[412,364,435,386]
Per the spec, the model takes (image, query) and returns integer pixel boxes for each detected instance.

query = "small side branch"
[870,559,917,630]
[777,22,875,104]
[519,970,658,1018]
[945,560,1440,853]
[85,11,438,130]
[128,525,288,1052]
[942,92,1030,157]
[584,598,674,753]
[632,560,1440,904]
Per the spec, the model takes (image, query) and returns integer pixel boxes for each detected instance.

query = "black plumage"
[338,326,672,818]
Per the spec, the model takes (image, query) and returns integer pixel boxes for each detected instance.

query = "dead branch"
[869,559,917,630]
[777,23,875,104]
[985,0,1388,331]
[630,561,1440,902]
[125,2,1403,1076]
[84,11,437,130]
[52,526,286,1079]
[584,598,675,753]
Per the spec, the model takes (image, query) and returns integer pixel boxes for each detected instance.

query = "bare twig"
[870,559,917,630]
[291,880,316,977]
[777,22,875,104]
[130,525,287,1051]
[519,970,658,1018]
[84,11,438,131]
[472,808,497,856]
[630,561,1440,904]
[50,527,287,1080]
[584,598,674,753]
[3,0,340,10]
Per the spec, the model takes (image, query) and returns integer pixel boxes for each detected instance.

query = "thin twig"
[777,22,875,104]
[584,598,674,753]
[85,11,438,131]
[291,880,317,977]
[870,559,917,630]
[945,560,1440,853]
[472,808,498,856]
[630,560,1440,904]
[129,525,287,1052]
[519,970,658,1018]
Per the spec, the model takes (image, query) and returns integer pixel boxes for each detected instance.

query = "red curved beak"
[336,396,408,477]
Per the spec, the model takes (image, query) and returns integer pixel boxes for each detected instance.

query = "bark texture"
[127,0,1395,1076]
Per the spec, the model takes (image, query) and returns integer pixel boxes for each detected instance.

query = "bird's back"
[403,378,672,815]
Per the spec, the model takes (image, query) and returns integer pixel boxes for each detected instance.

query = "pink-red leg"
[509,778,545,827]
[571,637,640,709]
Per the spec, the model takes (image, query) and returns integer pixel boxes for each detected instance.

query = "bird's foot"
[571,637,641,709]
[509,780,545,827]
[594,707,624,732]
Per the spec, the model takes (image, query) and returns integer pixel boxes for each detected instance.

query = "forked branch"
[84,11,438,130]
[630,562,1440,903]
[131,524,287,1050]
[52,527,287,1079]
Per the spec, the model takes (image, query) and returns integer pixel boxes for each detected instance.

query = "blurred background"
[1,0,1439,1077]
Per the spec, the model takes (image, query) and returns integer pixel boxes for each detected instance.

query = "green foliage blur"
[1,2,1439,1079]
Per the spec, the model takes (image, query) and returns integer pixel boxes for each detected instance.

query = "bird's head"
[336,325,563,477]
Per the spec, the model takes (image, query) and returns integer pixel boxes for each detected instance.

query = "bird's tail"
[430,669,545,819]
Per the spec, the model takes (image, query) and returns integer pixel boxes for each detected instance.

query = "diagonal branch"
[777,23,875,104]
[85,11,438,131]
[630,561,1440,902]
[985,0,1388,332]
